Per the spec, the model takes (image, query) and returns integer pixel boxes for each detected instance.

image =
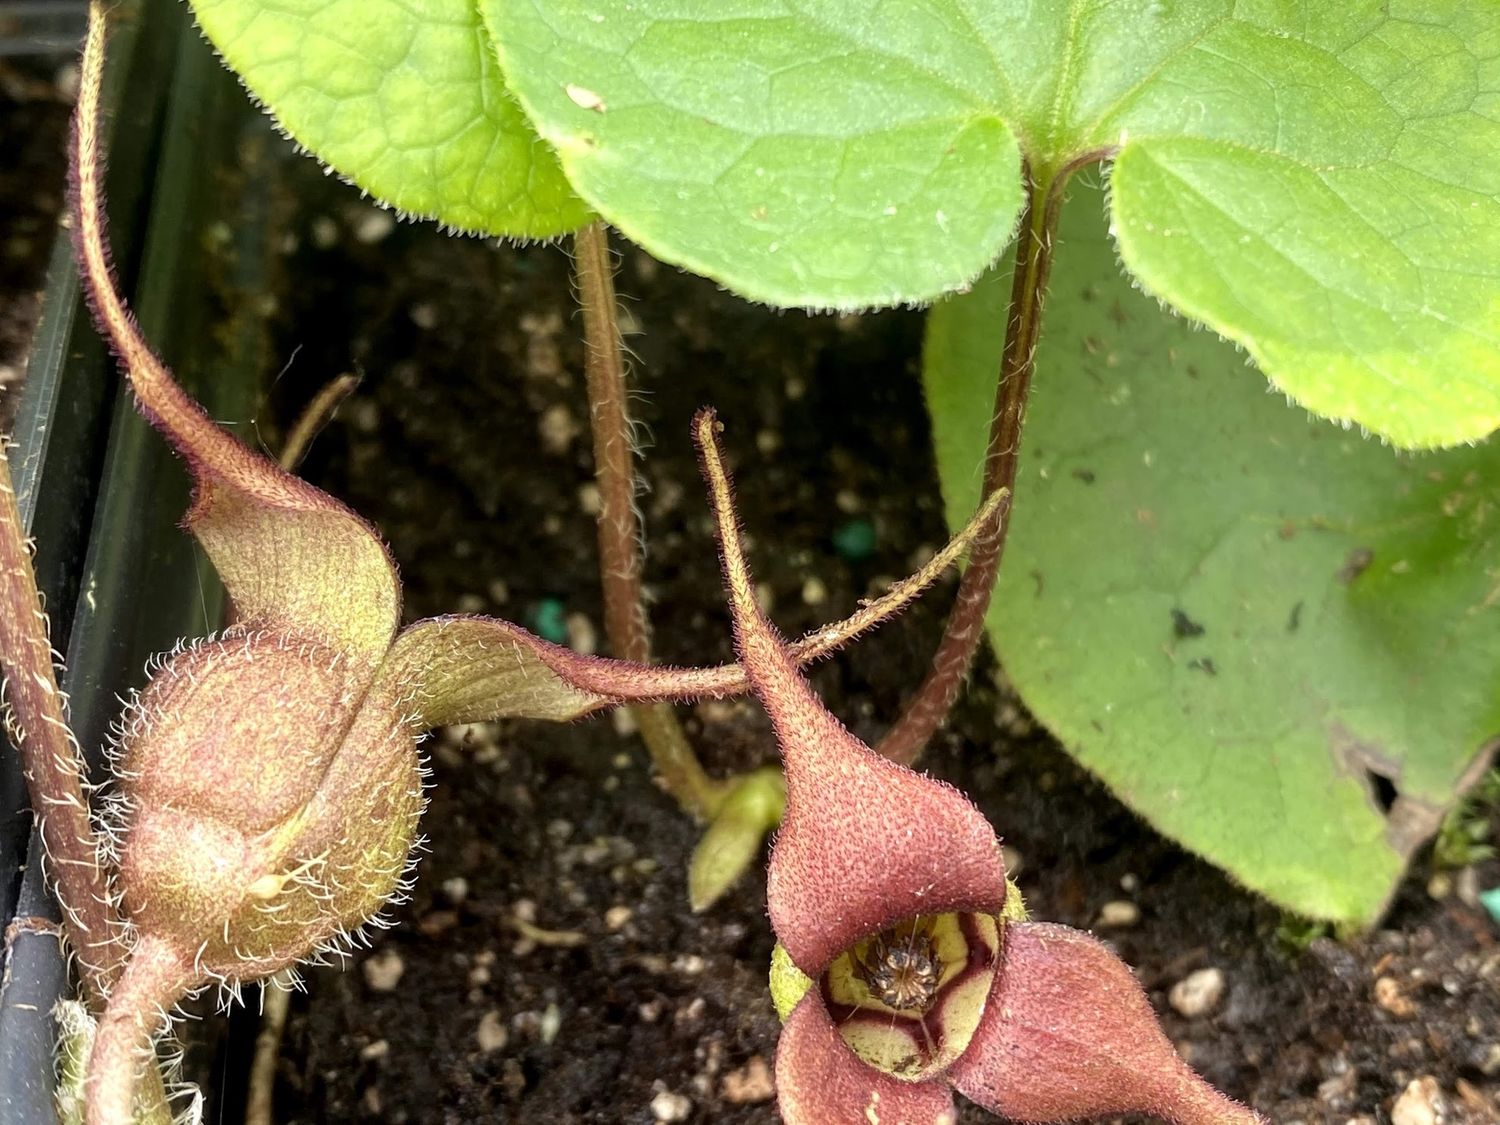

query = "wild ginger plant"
[0,13,1013,1119]
[184,0,1500,927]
[483,0,1500,926]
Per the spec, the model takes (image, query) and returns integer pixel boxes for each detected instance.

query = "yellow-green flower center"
[822,911,1001,1081]
[766,883,1030,1081]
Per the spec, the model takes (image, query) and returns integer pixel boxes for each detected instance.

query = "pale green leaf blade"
[482,0,1025,308]
[188,0,589,237]
[1099,7,1500,448]
[925,181,1498,924]
[489,0,1500,443]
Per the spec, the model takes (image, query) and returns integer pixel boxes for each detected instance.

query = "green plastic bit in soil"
[187,0,590,237]
[1481,887,1500,928]
[529,597,570,645]
[924,179,1500,926]
[833,517,877,562]
[485,0,1500,447]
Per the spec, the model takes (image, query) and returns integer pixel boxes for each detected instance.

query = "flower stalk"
[573,221,727,819]
[81,935,193,1125]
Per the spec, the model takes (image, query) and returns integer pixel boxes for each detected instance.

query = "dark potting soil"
[2,64,1498,1125]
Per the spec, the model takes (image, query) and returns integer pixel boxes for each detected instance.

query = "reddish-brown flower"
[694,409,1266,1125]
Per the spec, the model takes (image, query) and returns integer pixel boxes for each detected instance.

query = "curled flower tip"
[949,923,1267,1125]
[693,408,1008,975]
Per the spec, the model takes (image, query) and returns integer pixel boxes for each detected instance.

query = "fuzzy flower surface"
[695,409,1266,1125]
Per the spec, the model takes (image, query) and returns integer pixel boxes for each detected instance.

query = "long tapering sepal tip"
[693,411,1007,974]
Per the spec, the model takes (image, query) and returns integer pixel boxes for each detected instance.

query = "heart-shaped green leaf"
[483,0,1025,310]
[925,180,1499,924]
[488,1,1500,446]
[188,0,589,237]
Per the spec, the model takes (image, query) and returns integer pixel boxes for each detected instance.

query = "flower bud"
[112,628,422,981]
[688,766,785,912]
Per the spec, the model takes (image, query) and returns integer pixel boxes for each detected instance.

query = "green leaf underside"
[925,179,1500,925]
[490,1,1500,446]
[188,0,589,237]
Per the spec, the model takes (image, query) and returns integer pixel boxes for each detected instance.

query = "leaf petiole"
[877,151,1112,766]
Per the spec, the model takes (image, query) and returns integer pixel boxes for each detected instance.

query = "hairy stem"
[244,974,294,1125]
[876,166,1069,766]
[278,373,359,473]
[523,483,1010,707]
[84,934,192,1125]
[0,443,124,1003]
[574,222,725,818]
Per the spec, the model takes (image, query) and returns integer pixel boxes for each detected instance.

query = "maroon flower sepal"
[778,990,959,1125]
[694,410,1267,1125]
[949,921,1264,1123]
[694,412,1008,979]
